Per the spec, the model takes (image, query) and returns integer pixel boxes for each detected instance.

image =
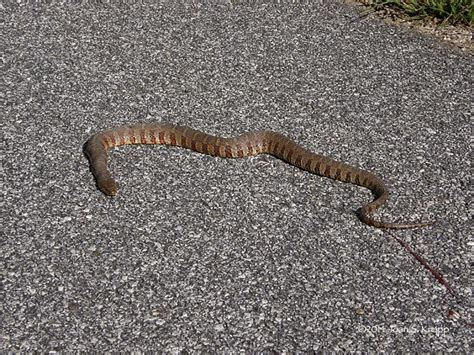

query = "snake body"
[84,122,431,229]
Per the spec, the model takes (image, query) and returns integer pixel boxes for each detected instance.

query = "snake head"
[97,178,118,196]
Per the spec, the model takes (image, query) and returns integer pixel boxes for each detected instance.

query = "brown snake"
[84,122,432,229]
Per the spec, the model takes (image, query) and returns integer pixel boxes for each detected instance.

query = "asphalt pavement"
[2,1,472,352]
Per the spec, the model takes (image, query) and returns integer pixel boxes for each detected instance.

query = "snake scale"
[84,122,432,229]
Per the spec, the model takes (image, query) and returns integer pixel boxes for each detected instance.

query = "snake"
[84,122,432,229]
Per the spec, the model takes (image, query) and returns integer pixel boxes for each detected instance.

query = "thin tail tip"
[358,209,436,229]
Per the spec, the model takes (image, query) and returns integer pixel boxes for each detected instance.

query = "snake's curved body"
[84,122,431,229]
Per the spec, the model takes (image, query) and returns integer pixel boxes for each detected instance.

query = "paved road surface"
[2,1,471,352]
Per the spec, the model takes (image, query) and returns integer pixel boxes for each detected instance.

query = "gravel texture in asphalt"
[2,1,472,352]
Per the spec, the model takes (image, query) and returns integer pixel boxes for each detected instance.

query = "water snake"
[84,122,432,229]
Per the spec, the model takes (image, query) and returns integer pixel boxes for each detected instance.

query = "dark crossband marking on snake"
[84,122,433,229]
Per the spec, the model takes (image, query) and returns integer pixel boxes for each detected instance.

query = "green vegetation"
[371,0,473,26]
